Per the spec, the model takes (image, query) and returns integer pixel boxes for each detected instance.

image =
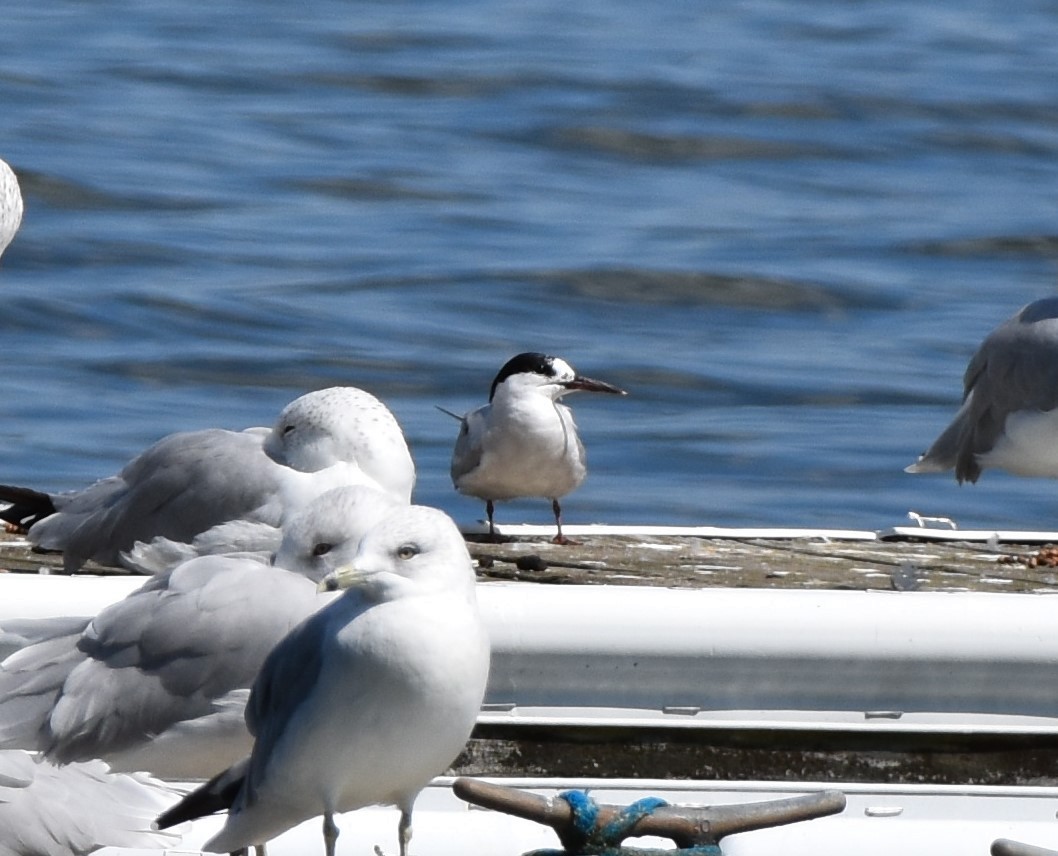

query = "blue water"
[2,0,1058,533]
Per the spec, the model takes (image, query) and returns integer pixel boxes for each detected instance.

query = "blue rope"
[563,790,601,840]
[523,790,723,856]
[600,795,669,842]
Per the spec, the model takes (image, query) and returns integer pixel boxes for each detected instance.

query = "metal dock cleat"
[453,778,846,855]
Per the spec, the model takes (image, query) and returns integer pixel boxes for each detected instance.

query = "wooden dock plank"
[465,533,1058,594]
[3,528,1058,593]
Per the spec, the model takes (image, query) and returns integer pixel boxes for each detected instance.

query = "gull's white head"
[488,352,627,403]
[319,505,475,600]
[0,159,23,260]
[273,484,402,582]
[263,386,416,502]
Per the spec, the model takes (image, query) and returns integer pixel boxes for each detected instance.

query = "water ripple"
[518,268,891,311]
[911,234,1058,258]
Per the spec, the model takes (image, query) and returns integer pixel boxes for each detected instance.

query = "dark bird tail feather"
[155,759,248,830]
[0,484,56,531]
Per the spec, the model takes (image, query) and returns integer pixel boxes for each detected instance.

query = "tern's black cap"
[489,352,557,401]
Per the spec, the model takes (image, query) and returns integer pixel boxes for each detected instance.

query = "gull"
[907,297,1058,483]
[0,616,90,662]
[444,352,626,543]
[0,158,22,259]
[0,485,399,780]
[125,469,413,575]
[125,477,405,575]
[272,484,403,579]
[156,504,491,856]
[0,385,415,573]
[121,518,288,575]
[0,749,181,856]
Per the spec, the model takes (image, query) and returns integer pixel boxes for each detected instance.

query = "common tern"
[445,352,626,543]
[908,296,1058,482]
[156,505,490,856]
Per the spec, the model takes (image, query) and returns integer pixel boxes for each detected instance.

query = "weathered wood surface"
[454,729,1058,788]
[464,532,1058,594]
[3,526,1058,593]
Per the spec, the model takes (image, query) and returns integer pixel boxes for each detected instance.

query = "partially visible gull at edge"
[907,296,1058,484]
[0,485,401,780]
[0,749,181,856]
[0,385,416,573]
[0,158,22,259]
[157,504,491,856]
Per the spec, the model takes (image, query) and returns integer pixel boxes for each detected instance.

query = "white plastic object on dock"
[5,577,1058,733]
[480,583,1058,731]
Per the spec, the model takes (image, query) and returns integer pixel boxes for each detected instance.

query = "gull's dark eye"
[397,543,419,560]
[312,542,332,557]
[282,424,296,436]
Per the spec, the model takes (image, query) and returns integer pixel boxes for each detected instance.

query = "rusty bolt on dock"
[453,778,846,855]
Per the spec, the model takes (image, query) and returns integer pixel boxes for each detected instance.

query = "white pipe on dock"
[3,576,1058,725]
[481,584,1058,722]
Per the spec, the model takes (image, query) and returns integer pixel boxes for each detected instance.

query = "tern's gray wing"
[0,556,326,767]
[29,428,284,572]
[911,298,1058,482]
[0,750,180,856]
[449,406,488,485]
